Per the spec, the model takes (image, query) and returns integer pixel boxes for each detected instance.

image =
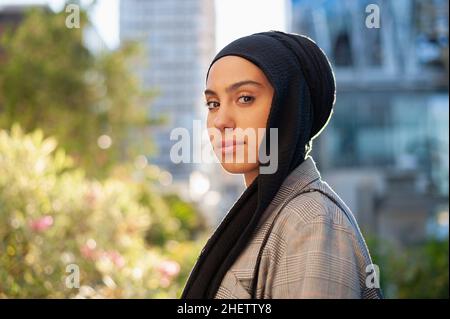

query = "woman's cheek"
[206,113,213,127]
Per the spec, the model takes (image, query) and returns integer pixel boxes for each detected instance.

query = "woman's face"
[205,55,274,176]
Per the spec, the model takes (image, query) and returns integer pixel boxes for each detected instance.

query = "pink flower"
[29,216,54,232]
[157,260,180,278]
[79,241,125,268]
[80,244,98,260]
[105,250,125,268]
[156,260,180,288]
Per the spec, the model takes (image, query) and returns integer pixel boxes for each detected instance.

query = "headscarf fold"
[181,30,336,298]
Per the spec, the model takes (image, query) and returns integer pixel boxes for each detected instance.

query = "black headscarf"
[181,30,336,298]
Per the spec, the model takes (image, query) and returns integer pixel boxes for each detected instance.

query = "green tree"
[367,236,449,298]
[0,125,206,298]
[0,6,156,178]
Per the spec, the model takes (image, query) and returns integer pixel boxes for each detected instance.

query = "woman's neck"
[244,168,259,187]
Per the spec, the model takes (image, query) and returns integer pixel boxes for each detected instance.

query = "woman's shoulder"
[270,181,360,242]
[255,179,382,299]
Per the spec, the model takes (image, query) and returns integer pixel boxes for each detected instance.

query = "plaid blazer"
[214,156,382,299]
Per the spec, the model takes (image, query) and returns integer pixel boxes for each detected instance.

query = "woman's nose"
[213,106,235,131]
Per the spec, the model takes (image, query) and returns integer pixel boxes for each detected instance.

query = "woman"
[181,31,383,299]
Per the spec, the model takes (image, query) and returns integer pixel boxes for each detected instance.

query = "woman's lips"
[215,140,245,155]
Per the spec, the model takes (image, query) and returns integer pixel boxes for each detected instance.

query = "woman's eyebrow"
[204,80,263,96]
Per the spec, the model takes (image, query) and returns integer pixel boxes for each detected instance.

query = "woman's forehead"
[207,55,269,86]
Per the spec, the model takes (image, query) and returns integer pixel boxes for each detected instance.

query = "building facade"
[290,0,449,245]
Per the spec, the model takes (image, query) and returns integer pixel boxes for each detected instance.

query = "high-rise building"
[289,0,449,245]
[120,0,215,181]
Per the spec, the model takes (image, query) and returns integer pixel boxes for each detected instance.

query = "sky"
[0,0,288,51]
[214,0,288,51]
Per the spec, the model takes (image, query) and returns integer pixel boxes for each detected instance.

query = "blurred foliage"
[0,6,159,178]
[367,235,449,299]
[143,193,207,247]
[0,125,208,298]
[0,4,210,299]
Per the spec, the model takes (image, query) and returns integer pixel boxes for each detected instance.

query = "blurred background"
[0,0,448,298]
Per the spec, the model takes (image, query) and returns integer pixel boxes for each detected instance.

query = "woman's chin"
[220,162,259,175]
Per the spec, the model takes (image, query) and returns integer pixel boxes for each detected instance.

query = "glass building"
[290,0,449,245]
[120,0,216,181]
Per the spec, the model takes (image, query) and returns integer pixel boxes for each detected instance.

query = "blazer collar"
[270,155,322,207]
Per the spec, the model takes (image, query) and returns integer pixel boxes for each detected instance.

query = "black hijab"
[181,30,336,298]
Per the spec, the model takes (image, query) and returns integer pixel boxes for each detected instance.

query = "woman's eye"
[238,95,255,104]
[205,101,219,110]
